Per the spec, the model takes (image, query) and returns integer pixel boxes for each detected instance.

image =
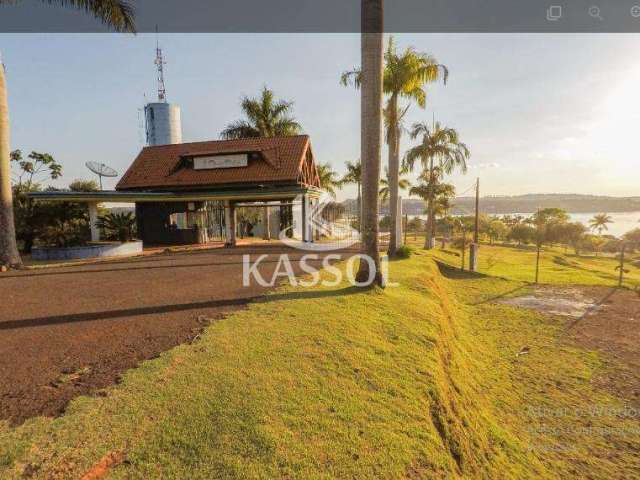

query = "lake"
[566,212,640,238]
[508,212,640,237]
[407,211,640,238]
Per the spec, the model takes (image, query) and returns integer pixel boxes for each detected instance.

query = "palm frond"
[220,120,260,140]
[340,69,362,88]
[221,87,301,139]
[39,0,136,32]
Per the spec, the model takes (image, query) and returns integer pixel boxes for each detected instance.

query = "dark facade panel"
[136,202,199,246]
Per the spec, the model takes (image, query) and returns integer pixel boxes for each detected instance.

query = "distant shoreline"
[367,194,640,216]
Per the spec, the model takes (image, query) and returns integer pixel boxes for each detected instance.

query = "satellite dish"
[85,162,118,190]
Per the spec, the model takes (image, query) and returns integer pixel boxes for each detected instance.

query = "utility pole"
[469,177,480,271]
[474,177,480,244]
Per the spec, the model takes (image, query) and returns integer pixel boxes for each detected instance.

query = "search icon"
[589,5,603,20]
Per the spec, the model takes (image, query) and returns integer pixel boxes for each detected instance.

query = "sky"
[1,33,640,200]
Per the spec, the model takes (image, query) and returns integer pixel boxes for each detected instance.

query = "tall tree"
[342,37,447,256]
[11,150,63,253]
[340,159,362,216]
[316,163,341,199]
[356,0,384,286]
[531,208,570,282]
[589,213,613,235]
[409,177,454,244]
[220,87,301,140]
[404,122,469,249]
[0,0,135,268]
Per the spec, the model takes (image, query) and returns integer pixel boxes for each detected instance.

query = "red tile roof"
[116,135,319,191]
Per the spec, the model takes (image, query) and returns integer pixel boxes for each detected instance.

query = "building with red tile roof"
[117,135,320,191]
[30,135,323,248]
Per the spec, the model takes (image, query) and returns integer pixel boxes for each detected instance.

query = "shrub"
[96,212,136,242]
[39,218,89,248]
[394,245,412,259]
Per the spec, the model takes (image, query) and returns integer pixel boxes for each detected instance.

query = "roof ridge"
[141,134,309,150]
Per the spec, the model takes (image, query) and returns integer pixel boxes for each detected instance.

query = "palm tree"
[379,166,410,202]
[404,121,469,249]
[410,178,454,245]
[340,159,362,216]
[0,0,135,268]
[316,163,341,199]
[221,86,302,240]
[220,87,301,139]
[342,37,447,256]
[356,0,384,286]
[589,213,613,235]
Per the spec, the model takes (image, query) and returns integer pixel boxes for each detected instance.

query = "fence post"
[535,243,541,284]
[618,242,626,288]
[461,226,466,271]
[404,213,408,245]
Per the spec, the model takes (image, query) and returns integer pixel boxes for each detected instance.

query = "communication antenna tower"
[154,27,167,102]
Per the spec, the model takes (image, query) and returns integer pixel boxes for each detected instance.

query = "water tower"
[144,40,182,146]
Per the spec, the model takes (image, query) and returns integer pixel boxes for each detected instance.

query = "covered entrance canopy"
[29,135,323,247]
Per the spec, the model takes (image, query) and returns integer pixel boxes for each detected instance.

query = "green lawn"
[1,253,638,478]
[423,240,640,288]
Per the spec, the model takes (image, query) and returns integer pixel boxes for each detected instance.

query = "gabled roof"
[116,135,320,191]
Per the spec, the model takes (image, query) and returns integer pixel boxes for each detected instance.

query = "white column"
[396,196,403,247]
[88,202,100,242]
[262,203,271,240]
[308,196,314,243]
[224,200,236,247]
[301,195,308,242]
[308,197,315,243]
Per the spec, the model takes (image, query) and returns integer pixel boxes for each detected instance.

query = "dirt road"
[0,244,354,425]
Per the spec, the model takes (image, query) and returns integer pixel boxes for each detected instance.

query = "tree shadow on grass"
[256,285,363,304]
[0,286,362,331]
[471,285,528,305]
[434,260,529,305]
[435,260,488,280]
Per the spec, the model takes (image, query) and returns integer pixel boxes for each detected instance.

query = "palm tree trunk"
[356,0,383,286]
[424,157,435,249]
[387,95,400,256]
[0,61,21,268]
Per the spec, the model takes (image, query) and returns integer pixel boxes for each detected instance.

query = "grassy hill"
[1,253,638,478]
[430,242,640,288]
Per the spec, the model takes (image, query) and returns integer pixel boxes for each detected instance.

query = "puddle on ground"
[497,286,601,318]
